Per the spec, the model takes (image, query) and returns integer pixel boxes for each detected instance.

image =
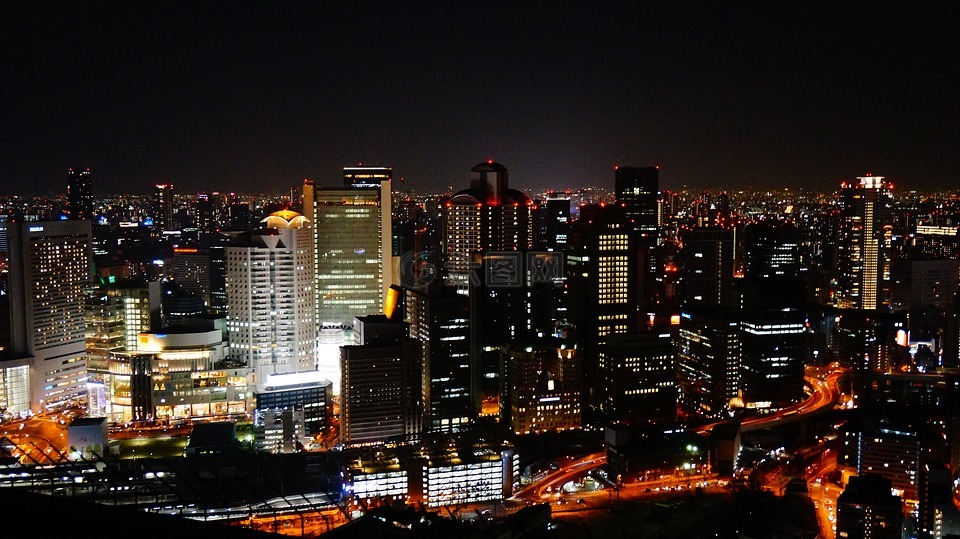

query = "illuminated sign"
[28,226,44,232]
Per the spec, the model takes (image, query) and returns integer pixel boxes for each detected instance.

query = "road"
[695,365,845,436]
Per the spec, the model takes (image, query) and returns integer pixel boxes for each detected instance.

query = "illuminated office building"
[405,282,473,432]
[566,203,641,420]
[339,314,423,448]
[836,175,894,310]
[6,219,92,411]
[442,161,534,293]
[500,336,581,435]
[614,165,659,235]
[154,183,175,233]
[303,171,392,395]
[598,331,676,424]
[226,211,315,385]
[676,308,740,418]
[84,278,158,418]
[743,221,801,279]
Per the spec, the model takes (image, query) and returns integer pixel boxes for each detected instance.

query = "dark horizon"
[3,3,959,197]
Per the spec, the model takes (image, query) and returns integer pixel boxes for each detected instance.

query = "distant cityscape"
[1,163,959,538]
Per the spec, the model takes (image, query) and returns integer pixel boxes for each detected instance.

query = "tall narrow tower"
[303,167,392,395]
[836,175,894,310]
[66,167,94,220]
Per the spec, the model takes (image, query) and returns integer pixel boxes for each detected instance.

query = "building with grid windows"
[5,219,93,411]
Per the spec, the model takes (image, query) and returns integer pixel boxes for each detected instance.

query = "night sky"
[3,2,958,197]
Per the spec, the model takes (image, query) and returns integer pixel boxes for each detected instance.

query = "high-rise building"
[500,336,580,435]
[614,165,659,235]
[5,219,93,411]
[743,221,801,279]
[678,227,736,309]
[226,210,315,385]
[339,314,423,447]
[598,331,677,424]
[534,196,571,251]
[566,203,642,421]
[303,174,392,329]
[405,281,473,432]
[442,161,534,293]
[737,278,806,409]
[66,167,94,221]
[836,175,894,310]
[154,183,175,233]
[303,172,392,396]
[676,307,740,418]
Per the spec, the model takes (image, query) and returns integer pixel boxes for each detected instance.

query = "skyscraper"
[154,183,175,233]
[340,314,423,447]
[405,281,473,432]
[66,167,94,221]
[6,219,93,411]
[566,203,642,421]
[303,171,392,398]
[614,165,659,235]
[836,175,894,310]
[226,210,315,385]
[678,227,736,309]
[442,161,534,293]
[302,173,393,330]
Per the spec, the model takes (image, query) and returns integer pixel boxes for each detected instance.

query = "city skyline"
[3,4,959,197]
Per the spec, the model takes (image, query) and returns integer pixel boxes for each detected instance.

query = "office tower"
[339,314,423,447]
[676,307,740,418]
[678,227,736,309]
[743,221,801,279]
[6,219,92,411]
[918,461,960,539]
[836,175,894,310]
[154,183,175,233]
[200,231,234,314]
[566,203,642,421]
[303,173,392,329]
[534,195,571,251]
[195,192,219,233]
[66,167,94,220]
[598,331,677,424]
[835,474,904,539]
[228,199,254,231]
[405,281,473,432]
[442,161,534,293]
[172,246,212,306]
[304,172,392,397]
[737,278,806,409]
[500,336,580,435]
[614,165,659,235]
[226,210,315,385]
